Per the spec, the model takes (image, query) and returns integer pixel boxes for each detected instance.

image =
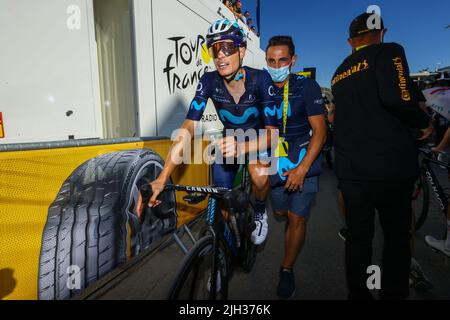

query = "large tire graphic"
[38,149,177,300]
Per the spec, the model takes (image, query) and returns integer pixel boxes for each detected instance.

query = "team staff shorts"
[270,176,319,218]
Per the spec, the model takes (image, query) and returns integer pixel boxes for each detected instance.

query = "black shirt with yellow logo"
[331,42,430,181]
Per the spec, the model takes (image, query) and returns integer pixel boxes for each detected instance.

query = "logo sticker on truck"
[163,35,212,95]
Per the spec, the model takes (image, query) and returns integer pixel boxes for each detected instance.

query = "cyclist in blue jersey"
[147,19,278,245]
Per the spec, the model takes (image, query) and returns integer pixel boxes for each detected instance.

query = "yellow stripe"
[0,139,209,300]
[282,81,289,135]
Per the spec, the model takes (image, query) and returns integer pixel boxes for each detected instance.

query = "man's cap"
[349,12,385,38]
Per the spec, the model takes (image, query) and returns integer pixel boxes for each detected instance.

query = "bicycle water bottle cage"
[183,193,207,205]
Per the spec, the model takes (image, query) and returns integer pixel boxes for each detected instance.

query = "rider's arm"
[150,74,212,205]
[295,80,328,171]
[298,115,327,171]
[156,119,197,184]
[149,119,197,206]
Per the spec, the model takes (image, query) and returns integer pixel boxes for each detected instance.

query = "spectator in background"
[222,0,233,11]
[243,10,250,24]
[331,12,432,300]
[233,0,243,19]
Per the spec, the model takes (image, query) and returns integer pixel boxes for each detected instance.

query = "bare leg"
[248,161,270,201]
[248,161,270,244]
[282,212,306,269]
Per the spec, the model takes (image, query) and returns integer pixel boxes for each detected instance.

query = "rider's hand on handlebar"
[149,178,166,207]
[417,124,434,141]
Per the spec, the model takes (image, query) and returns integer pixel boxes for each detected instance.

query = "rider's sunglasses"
[209,42,239,59]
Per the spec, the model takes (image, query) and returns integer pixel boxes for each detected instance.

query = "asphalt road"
[82,165,450,300]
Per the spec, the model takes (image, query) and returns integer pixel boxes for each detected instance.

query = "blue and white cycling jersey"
[269,75,325,141]
[268,75,326,186]
[186,66,278,130]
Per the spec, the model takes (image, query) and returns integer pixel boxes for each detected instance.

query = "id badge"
[274,137,289,157]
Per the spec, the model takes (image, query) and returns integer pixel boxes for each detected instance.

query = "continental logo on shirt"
[393,57,411,101]
[331,60,369,86]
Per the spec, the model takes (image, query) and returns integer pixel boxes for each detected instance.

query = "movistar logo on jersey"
[277,148,307,180]
[218,107,259,125]
[264,102,291,120]
[191,100,206,111]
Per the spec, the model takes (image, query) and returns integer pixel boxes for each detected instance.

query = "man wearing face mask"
[331,12,433,300]
[265,36,327,299]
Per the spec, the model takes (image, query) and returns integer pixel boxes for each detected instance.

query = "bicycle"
[411,147,450,232]
[140,163,258,300]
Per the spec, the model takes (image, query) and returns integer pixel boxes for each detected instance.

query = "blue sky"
[243,0,450,88]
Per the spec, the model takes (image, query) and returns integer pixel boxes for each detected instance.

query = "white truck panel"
[132,0,158,137]
[0,0,102,144]
[0,0,266,144]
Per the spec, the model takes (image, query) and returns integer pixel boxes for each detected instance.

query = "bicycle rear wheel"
[412,172,429,231]
[167,235,228,300]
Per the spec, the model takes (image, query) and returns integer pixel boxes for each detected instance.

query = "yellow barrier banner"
[0,139,209,300]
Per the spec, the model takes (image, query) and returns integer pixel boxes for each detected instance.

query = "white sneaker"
[425,235,450,257]
[251,211,268,245]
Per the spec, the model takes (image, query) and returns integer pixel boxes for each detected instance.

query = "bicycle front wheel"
[412,172,429,231]
[239,207,257,273]
[167,235,228,300]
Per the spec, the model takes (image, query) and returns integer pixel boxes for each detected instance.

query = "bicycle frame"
[164,156,255,299]
[165,182,247,259]
[205,196,239,256]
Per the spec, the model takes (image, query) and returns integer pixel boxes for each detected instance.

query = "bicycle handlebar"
[164,184,230,195]
[139,183,249,215]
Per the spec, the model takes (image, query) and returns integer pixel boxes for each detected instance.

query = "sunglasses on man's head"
[209,42,239,59]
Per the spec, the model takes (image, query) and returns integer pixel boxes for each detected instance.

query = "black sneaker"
[338,228,349,241]
[277,267,295,299]
[409,258,433,291]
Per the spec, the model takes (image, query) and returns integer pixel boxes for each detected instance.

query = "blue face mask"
[267,65,291,83]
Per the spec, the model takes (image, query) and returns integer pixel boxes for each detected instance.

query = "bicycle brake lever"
[140,184,153,205]
[137,184,154,224]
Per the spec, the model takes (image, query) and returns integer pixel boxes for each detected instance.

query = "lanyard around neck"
[282,81,289,135]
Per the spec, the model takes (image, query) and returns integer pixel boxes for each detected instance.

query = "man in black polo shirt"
[331,12,433,300]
